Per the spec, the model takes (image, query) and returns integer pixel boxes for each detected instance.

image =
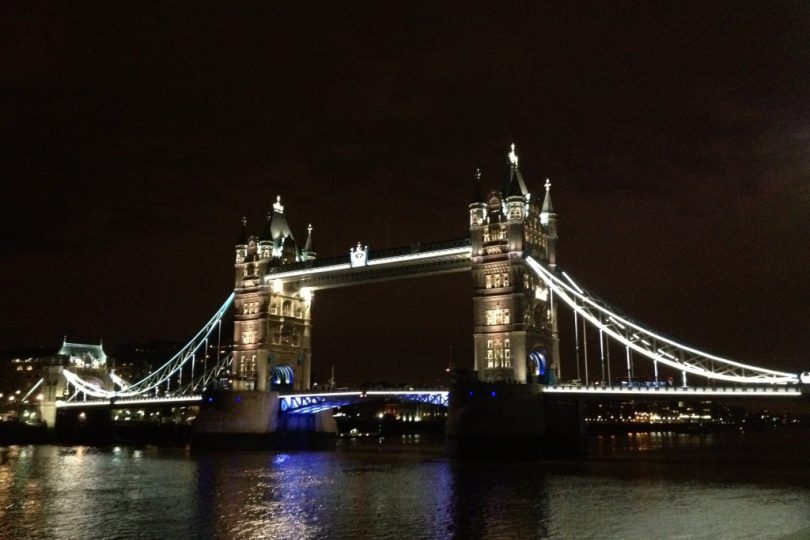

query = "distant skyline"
[3,3,810,384]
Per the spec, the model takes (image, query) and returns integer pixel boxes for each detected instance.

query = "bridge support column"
[445,373,585,459]
[192,390,280,448]
[193,389,337,449]
[37,365,65,429]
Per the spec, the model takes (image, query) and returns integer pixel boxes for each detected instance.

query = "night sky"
[3,3,810,385]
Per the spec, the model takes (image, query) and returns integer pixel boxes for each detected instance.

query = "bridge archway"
[527,349,554,385]
[270,365,294,392]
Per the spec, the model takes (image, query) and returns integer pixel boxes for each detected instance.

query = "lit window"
[271,304,278,315]
[242,327,257,344]
[494,274,501,288]
[485,274,492,289]
[282,301,291,317]
[503,309,510,324]
[502,273,510,287]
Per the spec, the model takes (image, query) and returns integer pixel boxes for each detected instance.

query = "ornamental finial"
[508,143,519,166]
[545,178,551,192]
[475,168,481,181]
[273,195,284,214]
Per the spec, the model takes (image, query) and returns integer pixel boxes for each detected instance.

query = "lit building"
[469,145,560,383]
[57,339,107,369]
[232,196,316,392]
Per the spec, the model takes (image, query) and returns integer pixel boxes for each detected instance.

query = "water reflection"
[1,431,809,539]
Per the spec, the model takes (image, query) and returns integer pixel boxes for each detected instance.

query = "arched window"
[282,301,291,316]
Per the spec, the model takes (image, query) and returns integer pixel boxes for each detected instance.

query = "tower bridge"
[43,144,809,451]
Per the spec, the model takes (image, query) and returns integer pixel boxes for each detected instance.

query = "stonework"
[469,150,560,384]
[233,197,315,392]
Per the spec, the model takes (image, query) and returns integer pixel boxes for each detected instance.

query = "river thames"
[1,429,809,539]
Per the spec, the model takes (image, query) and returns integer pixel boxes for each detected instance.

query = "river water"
[1,429,809,539]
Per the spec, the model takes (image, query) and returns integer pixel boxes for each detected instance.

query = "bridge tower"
[232,197,315,392]
[39,340,113,427]
[469,145,560,384]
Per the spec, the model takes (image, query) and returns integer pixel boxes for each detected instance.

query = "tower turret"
[258,211,273,260]
[470,144,559,385]
[301,223,316,262]
[232,195,314,393]
[505,146,525,222]
[235,217,249,264]
[540,179,558,270]
[469,169,487,227]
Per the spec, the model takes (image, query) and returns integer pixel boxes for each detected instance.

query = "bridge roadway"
[263,237,472,289]
[542,384,804,398]
[54,384,803,410]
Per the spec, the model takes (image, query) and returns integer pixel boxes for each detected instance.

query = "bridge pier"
[192,390,337,449]
[445,374,585,459]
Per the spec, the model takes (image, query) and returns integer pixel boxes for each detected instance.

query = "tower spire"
[273,195,284,214]
[301,223,316,261]
[541,178,554,214]
[505,143,529,196]
[304,223,313,252]
[508,143,519,166]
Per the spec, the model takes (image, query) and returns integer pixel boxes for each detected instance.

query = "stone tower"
[469,145,560,384]
[232,196,315,392]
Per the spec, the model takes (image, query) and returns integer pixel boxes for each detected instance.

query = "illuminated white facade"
[233,197,316,392]
[470,147,560,383]
[57,339,108,369]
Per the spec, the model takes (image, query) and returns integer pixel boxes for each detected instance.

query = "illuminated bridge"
[279,391,449,414]
[37,145,808,440]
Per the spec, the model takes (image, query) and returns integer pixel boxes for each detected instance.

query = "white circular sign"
[800,371,810,384]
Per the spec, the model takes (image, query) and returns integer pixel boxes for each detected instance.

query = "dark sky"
[3,2,810,385]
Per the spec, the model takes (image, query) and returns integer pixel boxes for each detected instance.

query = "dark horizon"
[3,3,810,385]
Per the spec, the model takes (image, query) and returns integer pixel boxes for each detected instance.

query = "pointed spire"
[237,216,249,245]
[508,143,519,166]
[504,143,529,197]
[508,167,523,197]
[541,178,554,213]
[273,195,284,214]
[470,168,484,204]
[304,223,313,252]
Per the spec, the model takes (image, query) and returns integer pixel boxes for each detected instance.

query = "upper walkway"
[262,238,472,290]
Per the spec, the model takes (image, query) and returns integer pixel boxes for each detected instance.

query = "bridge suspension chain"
[526,257,799,385]
[61,293,235,401]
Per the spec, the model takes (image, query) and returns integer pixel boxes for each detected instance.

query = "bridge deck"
[542,385,803,398]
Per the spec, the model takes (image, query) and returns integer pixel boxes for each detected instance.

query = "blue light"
[235,396,241,403]
[491,391,496,397]
[469,390,474,397]
[207,397,214,403]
